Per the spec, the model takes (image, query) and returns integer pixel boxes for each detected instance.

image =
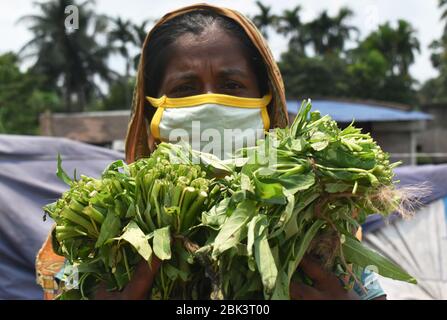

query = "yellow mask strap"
[146,93,272,109]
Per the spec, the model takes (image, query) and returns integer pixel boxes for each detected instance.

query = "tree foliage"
[0,52,60,134]
[272,5,420,105]
[421,0,447,103]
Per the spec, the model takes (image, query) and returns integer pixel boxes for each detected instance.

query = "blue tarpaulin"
[287,100,432,122]
[362,164,447,233]
[0,135,123,299]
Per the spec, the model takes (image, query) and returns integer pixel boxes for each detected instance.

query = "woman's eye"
[222,82,243,90]
[171,84,196,94]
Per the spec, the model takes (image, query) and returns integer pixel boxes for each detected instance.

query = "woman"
[36,3,385,300]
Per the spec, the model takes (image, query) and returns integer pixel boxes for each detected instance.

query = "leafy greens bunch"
[45,143,224,299]
[197,100,417,299]
[45,100,418,300]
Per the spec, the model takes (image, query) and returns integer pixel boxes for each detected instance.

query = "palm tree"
[18,0,116,112]
[108,17,135,80]
[395,20,420,76]
[252,1,277,39]
[108,17,136,107]
[429,1,447,73]
[439,0,447,33]
[306,8,357,56]
[276,6,308,54]
[132,19,152,70]
[328,8,358,53]
[358,20,420,77]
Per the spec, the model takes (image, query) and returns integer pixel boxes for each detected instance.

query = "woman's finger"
[135,256,161,281]
[298,256,331,284]
[121,257,161,299]
[93,257,161,300]
[290,281,321,300]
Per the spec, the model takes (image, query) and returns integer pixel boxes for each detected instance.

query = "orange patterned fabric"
[35,225,65,300]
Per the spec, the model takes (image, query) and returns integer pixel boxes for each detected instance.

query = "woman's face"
[157,26,262,98]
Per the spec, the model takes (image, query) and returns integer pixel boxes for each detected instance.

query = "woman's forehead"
[163,29,254,76]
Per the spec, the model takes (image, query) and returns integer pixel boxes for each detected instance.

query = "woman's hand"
[94,257,161,300]
[289,256,360,300]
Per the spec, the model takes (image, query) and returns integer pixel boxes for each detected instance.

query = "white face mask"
[146,93,272,159]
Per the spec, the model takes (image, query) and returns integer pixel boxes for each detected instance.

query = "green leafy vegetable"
[46,99,417,300]
[342,236,417,284]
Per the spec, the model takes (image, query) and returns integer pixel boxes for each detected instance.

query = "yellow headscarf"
[125,3,289,164]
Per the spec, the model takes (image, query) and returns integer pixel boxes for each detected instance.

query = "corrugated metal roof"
[287,99,432,122]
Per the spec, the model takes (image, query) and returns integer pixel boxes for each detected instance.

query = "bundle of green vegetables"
[45,99,418,300]
[45,144,226,299]
[197,100,417,299]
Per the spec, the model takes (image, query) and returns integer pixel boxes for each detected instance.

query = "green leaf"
[282,191,319,242]
[311,140,329,151]
[240,173,254,192]
[125,202,136,218]
[56,153,72,185]
[164,263,188,282]
[288,219,325,281]
[212,200,256,259]
[153,226,171,260]
[103,160,127,175]
[315,142,376,170]
[254,216,278,297]
[247,215,263,271]
[253,174,286,204]
[201,198,230,229]
[271,270,290,300]
[96,209,121,248]
[112,263,131,290]
[193,149,234,175]
[120,221,152,261]
[270,191,295,239]
[324,182,352,193]
[276,171,315,194]
[310,132,330,151]
[290,99,312,137]
[342,236,417,284]
[233,271,263,299]
[56,289,83,300]
[290,137,305,153]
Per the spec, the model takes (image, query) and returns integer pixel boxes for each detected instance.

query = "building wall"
[40,110,130,146]
[371,131,412,164]
[416,105,447,163]
[372,121,427,166]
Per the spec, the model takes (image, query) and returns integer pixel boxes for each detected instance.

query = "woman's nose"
[203,82,217,94]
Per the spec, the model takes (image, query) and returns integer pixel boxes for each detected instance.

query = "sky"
[0,0,444,85]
